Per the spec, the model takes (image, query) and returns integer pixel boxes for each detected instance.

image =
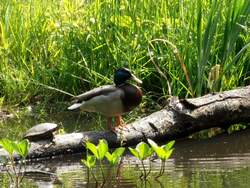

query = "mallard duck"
[68,68,143,131]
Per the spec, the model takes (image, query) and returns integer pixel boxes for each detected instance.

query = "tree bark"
[1,85,250,160]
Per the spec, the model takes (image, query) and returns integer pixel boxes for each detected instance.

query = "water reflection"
[2,129,250,187]
[1,110,250,187]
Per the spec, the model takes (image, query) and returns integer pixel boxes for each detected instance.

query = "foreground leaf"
[81,155,96,169]
[105,147,125,165]
[148,139,166,159]
[113,147,125,158]
[136,142,153,160]
[148,139,175,161]
[128,147,139,159]
[85,142,98,158]
[0,139,15,156]
[97,139,108,160]
[15,139,30,158]
[164,140,175,151]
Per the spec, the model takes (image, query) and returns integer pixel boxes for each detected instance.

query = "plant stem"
[19,159,27,183]
[90,169,98,183]
[6,166,14,183]
[161,160,165,176]
[99,160,106,182]
[116,159,123,178]
[146,160,152,178]
[156,160,165,179]
[141,160,147,180]
[87,168,90,184]
[10,156,17,176]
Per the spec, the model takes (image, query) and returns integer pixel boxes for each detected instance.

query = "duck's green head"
[114,68,142,86]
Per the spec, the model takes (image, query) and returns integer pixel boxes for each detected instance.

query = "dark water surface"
[1,112,250,187]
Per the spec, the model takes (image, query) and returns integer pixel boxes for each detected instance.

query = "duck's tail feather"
[68,103,82,110]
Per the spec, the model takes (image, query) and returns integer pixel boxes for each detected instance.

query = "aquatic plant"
[0,138,30,187]
[128,142,153,179]
[85,139,108,179]
[147,139,175,178]
[84,139,125,183]
[105,144,125,179]
[81,154,96,169]
[85,139,108,161]
[81,154,98,183]
[105,147,125,166]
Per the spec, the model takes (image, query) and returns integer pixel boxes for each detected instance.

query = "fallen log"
[1,85,250,160]
[2,128,250,174]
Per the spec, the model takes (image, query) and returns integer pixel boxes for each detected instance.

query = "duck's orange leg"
[110,116,126,133]
[115,115,124,127]
[112,115,129,133]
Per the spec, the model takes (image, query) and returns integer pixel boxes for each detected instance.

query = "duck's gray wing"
[72,85,117,102]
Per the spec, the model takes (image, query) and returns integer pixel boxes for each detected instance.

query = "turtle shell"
[23,123,59,141]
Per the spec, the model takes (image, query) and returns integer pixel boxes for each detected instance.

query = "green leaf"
[105,147,125,166]
[81,159,88,167]
[128,147,139,159]
[163,149,174,161]
[137,142,152,160]
[87,155,96,168]
[97,139,108,160]
[85,142,98,158]
[147,139,159,151]
[148,139,165,158]
[107,147,125,166]
[164,140,175,151]
[113,147,125,158]
[0,138,15,156]
[147,148,153,158]
[81,155,96,169]
[105,151,112,162]
[148,139,175,161]
[111,157,119,165]
[154,146,166,160]
[15,139,30,158]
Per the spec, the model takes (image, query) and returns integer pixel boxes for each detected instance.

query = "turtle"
[23,123,60,142]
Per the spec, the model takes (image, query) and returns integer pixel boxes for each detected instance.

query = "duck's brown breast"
[119,83,142,112]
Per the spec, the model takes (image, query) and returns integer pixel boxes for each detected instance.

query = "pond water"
[1,111,250,187]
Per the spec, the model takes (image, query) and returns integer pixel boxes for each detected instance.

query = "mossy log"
[1,85,250,160]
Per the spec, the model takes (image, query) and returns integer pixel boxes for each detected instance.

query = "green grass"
[0,0,249,106]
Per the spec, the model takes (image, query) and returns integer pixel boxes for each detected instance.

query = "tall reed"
[0,0,249,105]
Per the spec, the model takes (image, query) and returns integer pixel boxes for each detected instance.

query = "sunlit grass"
[0,0,249,105]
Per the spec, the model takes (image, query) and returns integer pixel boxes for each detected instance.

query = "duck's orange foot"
[114,116,129,131]
[115,124,126,130]
[108,116,128,133]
